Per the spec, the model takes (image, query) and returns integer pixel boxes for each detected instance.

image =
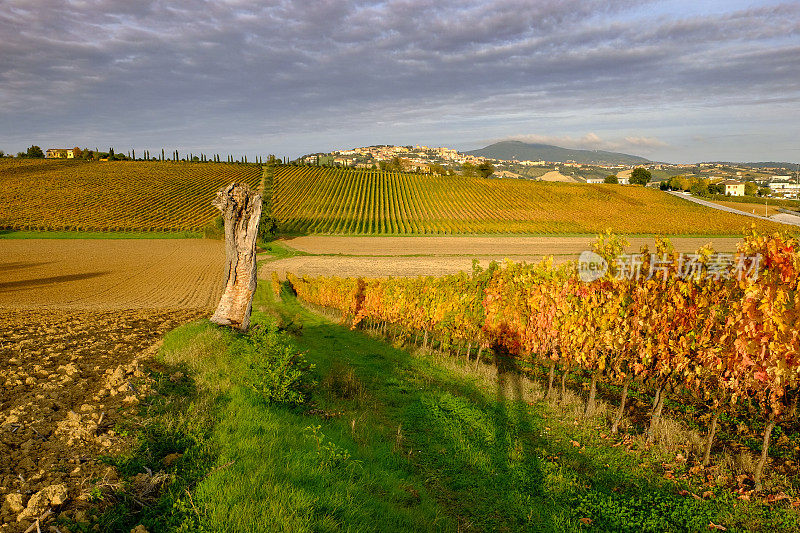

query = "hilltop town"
[296,144,800,198]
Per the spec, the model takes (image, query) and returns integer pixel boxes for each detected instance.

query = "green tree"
[461,162,476,177]
[477,161,495,178]
[429,163,445,175]
[744,181,758,196]
[690,179,709,197]
[758,187,770,196]
[604,174,619,184]
[26,145,44,158]
[630,167,652,185]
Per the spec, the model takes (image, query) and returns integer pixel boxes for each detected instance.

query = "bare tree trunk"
[702,410,720,466]
[423,330,428,350]
[210,182,262,331]
[546,362,556,400]
[560,369,568,404]
[465,342,472,362]
[647,383,666,443]
[754,417,776,491]
[474,345,484,370]
[584,371,598,417]
[611,378,630,434]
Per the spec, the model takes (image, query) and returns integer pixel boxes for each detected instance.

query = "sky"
[1,0,799,163]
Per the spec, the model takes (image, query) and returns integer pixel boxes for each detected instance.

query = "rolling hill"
[270,165,787,235]
[0,159,262,232]
[466,140,650,165]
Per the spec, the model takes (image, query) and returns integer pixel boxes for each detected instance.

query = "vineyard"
[0,159,261,232]
[271,165,791,235]
[285,229,800,492]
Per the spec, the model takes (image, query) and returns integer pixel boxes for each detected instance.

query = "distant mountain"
[466,141,650,165]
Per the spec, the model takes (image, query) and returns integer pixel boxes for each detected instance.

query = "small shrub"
[323,360,364,401]
[305,425,353,469]
[243,322,315,405]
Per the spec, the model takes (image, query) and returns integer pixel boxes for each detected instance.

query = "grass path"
[101,283,800,532]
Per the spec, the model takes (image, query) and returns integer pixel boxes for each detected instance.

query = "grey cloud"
[0,0,798,161]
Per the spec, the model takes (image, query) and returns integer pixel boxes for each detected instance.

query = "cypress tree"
[132,149,135,160]
[161,148,165,161]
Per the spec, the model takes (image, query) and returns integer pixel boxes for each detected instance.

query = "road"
[667,191,800,228]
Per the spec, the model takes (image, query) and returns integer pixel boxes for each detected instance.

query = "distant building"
[46,148,74,159]
[586,178,604,184]
[768,182,800,198]
[720,179,745,196]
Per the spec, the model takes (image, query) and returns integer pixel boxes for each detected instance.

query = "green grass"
[0,229,202,239]
[97,282,800,532]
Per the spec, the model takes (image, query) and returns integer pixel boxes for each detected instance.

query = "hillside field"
[0,159,261,232]
[1,160,795,236]
[271,165,790,235]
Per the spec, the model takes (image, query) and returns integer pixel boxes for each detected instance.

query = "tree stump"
[210,182,262,331]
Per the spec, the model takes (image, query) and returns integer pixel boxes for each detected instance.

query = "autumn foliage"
[286,229,800,489]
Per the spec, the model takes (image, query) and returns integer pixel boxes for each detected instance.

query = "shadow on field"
[0,261,55,272]
[0,271,110,290]
[289,307,558,529]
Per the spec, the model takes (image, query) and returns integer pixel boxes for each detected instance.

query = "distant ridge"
[466,140,650,165]
[708,162,799,171]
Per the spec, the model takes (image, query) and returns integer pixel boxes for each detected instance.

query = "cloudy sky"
[1,0,799,163]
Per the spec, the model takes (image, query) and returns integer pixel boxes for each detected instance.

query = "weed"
[244,321,316,405]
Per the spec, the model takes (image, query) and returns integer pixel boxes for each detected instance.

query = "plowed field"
[0,239,223,531]
[0,239,224,309]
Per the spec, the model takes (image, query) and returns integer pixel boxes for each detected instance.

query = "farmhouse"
[46,148,74,159]
[719,179,745,196]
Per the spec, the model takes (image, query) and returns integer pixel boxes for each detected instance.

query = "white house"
[720,179,745,196]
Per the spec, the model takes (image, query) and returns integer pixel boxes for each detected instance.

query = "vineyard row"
[284,229,800,490]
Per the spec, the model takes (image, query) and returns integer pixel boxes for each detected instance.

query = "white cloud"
[502,133,669,153]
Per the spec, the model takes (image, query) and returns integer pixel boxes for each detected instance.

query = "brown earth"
[278,235,741,257]
[0,309,205,532]
[0,239,224,309]
[1,239,224,531]
[267,236,743,278]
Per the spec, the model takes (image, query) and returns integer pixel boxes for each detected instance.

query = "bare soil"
[0,239,224,309]
[0,239,224,531]
[279,235,741,257]
[268,236,743,278]
[0,309,204,532]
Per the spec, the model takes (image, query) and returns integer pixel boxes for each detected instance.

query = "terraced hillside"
[271,165,790,235]
[0,159,261,232]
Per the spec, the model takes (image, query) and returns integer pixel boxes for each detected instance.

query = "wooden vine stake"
[210,182,262,331]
